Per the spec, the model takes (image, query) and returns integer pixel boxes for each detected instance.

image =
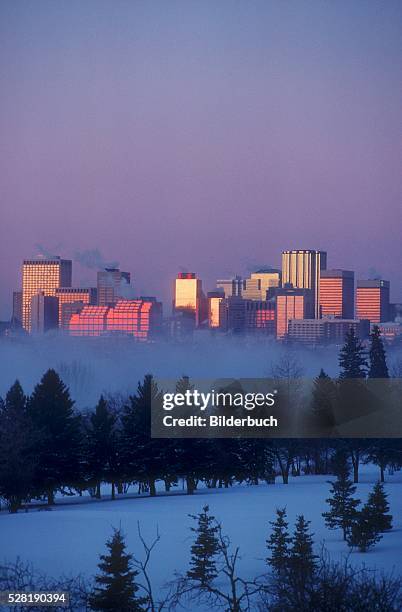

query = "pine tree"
[89,528,146,611]
[187,505,220,587]
[339,328,368,379]
[289,515,318,581]
[0,380,35,512]
[346,505,382,553]
[322,451,360,540]
[266,507,291,574]
[368,325,389,378]
[28,369,82,504]
[364,482,392,532]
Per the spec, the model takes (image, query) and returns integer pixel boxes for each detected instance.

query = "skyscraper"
[97,268,131,305]
[207,291,224,328]
[173,272,206,327]
[22,257,72,332]
[12,290,23,327]
[30,292,59,334]
[282,250,327,318]
[319,270,354,319]
[356,280,390,323]
[275,286,314,339]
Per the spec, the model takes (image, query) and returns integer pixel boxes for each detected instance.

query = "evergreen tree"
[86,396,118,499]
[310,369,337,431]
[120,374,164,496]
[368,325,389,378]
[89,528,146,611]
[28,369,82,504]
[289,515,318,581]
[339,328,368,379]
[322,451,360,540]
[346,505,382,553]
[172,376,212,495]
[266,507,291,574]
[364,481,392,532]
[187,505,220,587]
[365,439,396,483]
[0,380,35,512]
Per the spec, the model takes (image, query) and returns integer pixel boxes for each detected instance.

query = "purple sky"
[1,0,402,318]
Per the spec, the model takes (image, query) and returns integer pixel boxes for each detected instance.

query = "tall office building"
[356,280,390,323]
[97,268,131,305]
[22,257,72,332]
[319,270,354,319]
[173,272,206,327]
[245,300,275,334]
[56,287,97,329]
[216,276,242,298]
[12,290,23,327]
[219,296,246,334]
[282,250,327,318]
[207,291,224,328]
[30,292,59,334]
[275,286,314,339]
[242,269,281,300]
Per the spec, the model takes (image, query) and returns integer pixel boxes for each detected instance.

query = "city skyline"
[4,248,400,345]
[1,1,402,318]
[1,243,401,321]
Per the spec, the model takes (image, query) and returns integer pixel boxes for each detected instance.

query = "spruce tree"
[89,528,146,611]
[364,482,392,532]
[322,451,360,540]
[266,507,291,574]
[289,515,318,581]
[368,325,389,378]
[339,328,367,379]
[28,369,82,504]
[346,505,382,553]
[0,380,35,512]
[187,505,220,587]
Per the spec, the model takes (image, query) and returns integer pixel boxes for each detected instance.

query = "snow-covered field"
[2,465,402,602]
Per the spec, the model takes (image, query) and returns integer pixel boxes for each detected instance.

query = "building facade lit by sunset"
[275,286,314,339]
[207,291,224,328]
[173,272,206,327]
[242,269,281,300]
[356,280,390,323]
[56,287,97,329]
[22,257,72,332]
[97,268,131,305]
[69,299,162,340]
[282,250,327,318]
[319,270,354,319]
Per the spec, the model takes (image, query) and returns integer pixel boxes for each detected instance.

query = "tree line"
[0,326,401,512]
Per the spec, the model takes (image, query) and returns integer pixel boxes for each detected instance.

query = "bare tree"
[170,522,263,611]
